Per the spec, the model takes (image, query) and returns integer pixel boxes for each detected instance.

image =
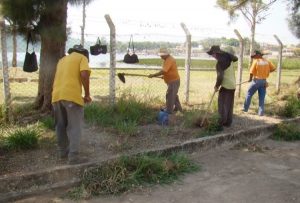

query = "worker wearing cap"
[52,44,92,164]
[148,48,182,114]
[242,50,276,116]
[207,45,238,127]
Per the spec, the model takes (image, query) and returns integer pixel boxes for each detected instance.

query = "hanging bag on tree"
[123,35,139,64]
[23,33,38,72]
[90,37,107,55]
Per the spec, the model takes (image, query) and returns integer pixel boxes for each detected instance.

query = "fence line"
[1,17,286,112]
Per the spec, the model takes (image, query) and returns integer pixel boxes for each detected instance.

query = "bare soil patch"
[0,112,282,176]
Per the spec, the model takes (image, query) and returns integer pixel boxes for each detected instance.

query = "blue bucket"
[158,110,169,125]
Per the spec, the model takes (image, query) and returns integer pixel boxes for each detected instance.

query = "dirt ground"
[0,111,281,176]
[14,135,300,203]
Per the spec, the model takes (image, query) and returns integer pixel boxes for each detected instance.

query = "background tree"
[0,0,93,112]
[216,0,277,66]
[287,0,300,39]
[80,0,93,46]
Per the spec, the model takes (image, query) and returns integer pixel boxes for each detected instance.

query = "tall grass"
[84,95,157,135]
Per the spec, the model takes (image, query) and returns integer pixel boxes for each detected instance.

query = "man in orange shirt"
[242,50,275,116]
[148,48,182,114]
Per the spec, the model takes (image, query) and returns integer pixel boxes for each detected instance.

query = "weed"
[115,120,138,136]
[277,96,300,118]
[40,116,55,131]
[195,113,223,138]
[271,123,300,141]
[3,127,40,151]
[68,153,199,199]
[84,95,156,135]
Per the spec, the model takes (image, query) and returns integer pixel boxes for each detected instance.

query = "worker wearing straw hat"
[148,47,182,114]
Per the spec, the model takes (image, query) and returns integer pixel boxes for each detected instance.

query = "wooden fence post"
[0,19,11,122]
[274,35,283,94]
[105,14,116,104]
[180,23,191,104]
[234,29,244,98]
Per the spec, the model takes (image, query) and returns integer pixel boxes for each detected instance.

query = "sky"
[67,0,299,45]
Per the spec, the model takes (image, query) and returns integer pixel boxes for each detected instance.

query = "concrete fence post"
[0,20,11,122]
[274,35,283,94]
[180,23,191,104]
[234,29,244,98]
[105,14,116,104]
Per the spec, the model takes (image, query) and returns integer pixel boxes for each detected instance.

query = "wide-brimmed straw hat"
[158,47,170,56]
[251,50,264,58]
[206,45,223,55]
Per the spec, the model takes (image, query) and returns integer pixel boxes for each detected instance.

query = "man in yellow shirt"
[52,44,92,164]
[242,50,275,116]
[148,48,182,114]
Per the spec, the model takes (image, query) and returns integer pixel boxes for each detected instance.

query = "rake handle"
[200,90,216,127]
[120,73,162,78]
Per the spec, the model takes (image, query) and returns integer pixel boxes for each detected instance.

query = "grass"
[0,126,40,151]
[277,96,300,118]
[84,94,157,135]
[67,152,199,200]
[40,116,55,131]
[271,123,300,141]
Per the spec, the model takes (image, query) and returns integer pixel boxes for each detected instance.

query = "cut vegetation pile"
[67,153,199,200]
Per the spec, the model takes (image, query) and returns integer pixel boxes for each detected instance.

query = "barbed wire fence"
[0,15,286,116]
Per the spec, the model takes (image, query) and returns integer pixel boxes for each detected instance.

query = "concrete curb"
[1,117,299,202]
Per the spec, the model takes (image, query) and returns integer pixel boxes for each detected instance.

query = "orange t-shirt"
[162,55,180,83]
[250,58,275,79]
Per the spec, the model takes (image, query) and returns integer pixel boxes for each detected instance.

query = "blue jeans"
[243,79,266,116]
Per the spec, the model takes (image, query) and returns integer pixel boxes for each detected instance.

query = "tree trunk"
[81,0,86,46]
[12,25,17,67]
[35,0,68,112]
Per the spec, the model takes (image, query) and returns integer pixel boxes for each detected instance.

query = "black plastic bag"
[23,33,38,72]
[123,35,139,64]
[90,37,107,55]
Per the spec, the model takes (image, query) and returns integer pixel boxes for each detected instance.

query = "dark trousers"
[218,87,235,126]
[166,79,182,114]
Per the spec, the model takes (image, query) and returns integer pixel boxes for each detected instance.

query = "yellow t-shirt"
[52,52,91,106]
[250,58,275,79]
[162,55,180,83]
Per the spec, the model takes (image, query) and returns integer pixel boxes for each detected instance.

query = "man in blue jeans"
[243,51,275,116]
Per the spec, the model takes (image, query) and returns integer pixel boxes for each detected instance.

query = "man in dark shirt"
[207,45,238,127]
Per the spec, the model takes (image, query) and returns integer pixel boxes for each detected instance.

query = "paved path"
[16,138,300,203]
